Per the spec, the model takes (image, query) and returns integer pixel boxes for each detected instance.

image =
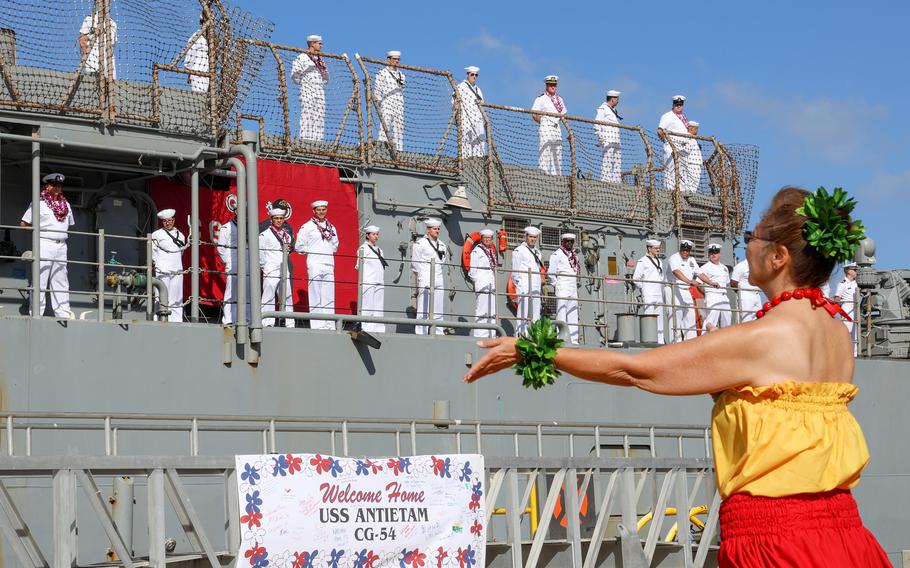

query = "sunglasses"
[743,230,774,244]
[468,73,478,77]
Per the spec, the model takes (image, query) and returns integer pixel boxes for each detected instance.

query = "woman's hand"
[464,337,520,383]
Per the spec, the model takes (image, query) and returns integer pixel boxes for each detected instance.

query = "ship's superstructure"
[0,1,906,567]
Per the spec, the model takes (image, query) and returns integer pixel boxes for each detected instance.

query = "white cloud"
[860,169,910,205]
[713,82,887,166]
[461,30,533,73]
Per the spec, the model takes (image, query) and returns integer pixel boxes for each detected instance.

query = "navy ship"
[0,0,906,566]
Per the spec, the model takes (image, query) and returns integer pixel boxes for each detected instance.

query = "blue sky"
[237,0,910,269]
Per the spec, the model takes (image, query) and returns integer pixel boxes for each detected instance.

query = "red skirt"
[718,490,891,568]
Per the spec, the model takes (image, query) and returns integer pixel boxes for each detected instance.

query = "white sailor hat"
[269,208,286,217]
[606,90,621,98]
[707,243,722,252]
[465,66,479,74]
[561,233,577,240]
[364,225,380,233]
[424,218,442,228]
[844,263,858,270]
[689,121,700,127]
[387,50,401,58]
[157,208,176,220]
[523,226,541,236]
[311,200,328,208]
[672,95,686,103]
[544,75,559,83]
[479,228,494,237]
[42,173,65,183]
[679,239,694,249]
[646,239,661,247]
[307,34,322,42]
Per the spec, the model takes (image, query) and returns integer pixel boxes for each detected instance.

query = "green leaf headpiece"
[794,186,865,263]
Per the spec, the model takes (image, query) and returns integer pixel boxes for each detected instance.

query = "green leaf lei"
[794,186,866,263]
[514,318,564,389]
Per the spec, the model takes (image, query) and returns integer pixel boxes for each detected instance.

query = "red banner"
[150,159,359,314]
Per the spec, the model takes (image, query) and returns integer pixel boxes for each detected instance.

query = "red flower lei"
[40,189,69,222]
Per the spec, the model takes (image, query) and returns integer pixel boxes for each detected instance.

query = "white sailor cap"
[544,75,559,83]
[307,34,322,42]
[157,208,176,220]
[672,95,686,103]
[465,66,479,74]
[561,233,577,240]
[844,263,858,270]
[42,173,65,183]
[424,218,442,228]
[689,121,700,127]
[646,239,661,247]
[311,200,328,208]
[479,229,494,237]
[523,226,541,236]
[707,243,722,252]
[679,239,694,249]
[269,208,286,217]
[606,90,621,98]
[387,50,401,58]
[364,225,380,233]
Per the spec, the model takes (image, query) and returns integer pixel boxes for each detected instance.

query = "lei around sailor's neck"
[794,186,865,263]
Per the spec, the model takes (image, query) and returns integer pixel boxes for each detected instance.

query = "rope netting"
[231,42,363,165]
[356,55,460,174]
[0,0,271,136]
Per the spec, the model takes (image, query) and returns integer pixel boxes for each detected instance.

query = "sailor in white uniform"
[20,173,75,318]
[531,75,567,175]
[632,239,666,344]
[698,243,731,330]
[357,225,387,333]
[259,208,295,328]
[411,218,448,335]
[374,50,406,151]
[151,209,190,322]
[511,226,544,335]
[295,200,339,330]
[79,13,118,77]
[594,90,623,183]
[730,258,762,323]
[667,239,701,341]
[184,14,210,92]
[469,229,498,338]
[291,35,329,142]
[548,233,581,344]
[835,263,859,354]
[657,95,700,193]
[217,194,248,325]
[456,66,486,158]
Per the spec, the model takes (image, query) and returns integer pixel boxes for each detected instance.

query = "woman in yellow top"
[465,187,889,567]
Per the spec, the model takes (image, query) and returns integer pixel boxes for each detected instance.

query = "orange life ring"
[506,268,547,312]
[552,482,590,528]
[461,231,483,276]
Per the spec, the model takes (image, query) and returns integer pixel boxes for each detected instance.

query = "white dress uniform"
[356,238,387,333]
[291,52,329,141]
[835,277,858,349]
[457,80,486,158]
[217,218,249,325]
[411,233,448,335]
[259,225,295,328]
[594,101,622,183]
[468,239,497,338]
[531,91,567,175]
[548,247,580,344]
[633,253,666,344]
[295,216,340,330]
[184,31,209,92]
[658,110,700,193]
[21,196,75,318]
[731,260,762,323]
[511,242,544,334]
[699,260,731,329]
[374,65,406,151]
[151,225,189,322]
[667,251,700,341]
[79,14,118,78]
